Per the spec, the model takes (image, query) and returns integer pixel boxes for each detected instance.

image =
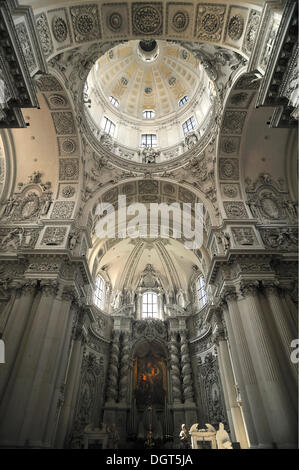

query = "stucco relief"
[195,4,226,42]
[70,4,101,43]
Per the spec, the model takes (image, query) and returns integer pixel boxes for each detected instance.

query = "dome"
[84,40,215,163]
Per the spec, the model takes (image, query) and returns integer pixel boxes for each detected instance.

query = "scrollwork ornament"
[240,281,259,298]
[262,281,280,298]
[52,16,68,43]
[172,10,189,32]
[40,281,58,297]
[132,4,163,35]
[36,13,53,57]
[108,12,122,32]
[227,14,244,41]
[222,288,237,303]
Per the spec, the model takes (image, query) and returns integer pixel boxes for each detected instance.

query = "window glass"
[102,116,116,136]
[109,96,119,107]
[196,276,207,309]
[179,95,188,107]
[142,292,158,318]
[94,275,105,309]
[143,110,155,119]
[141,134,157,147]
[182,116,196,136]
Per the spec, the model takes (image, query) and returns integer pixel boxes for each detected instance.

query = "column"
[55,306,87,448]
[169,332,182,403]
[214,331,236,443]
[179,332,194,403]
[0,281,37,402]
[263,282,297,390]
[0,281,58,447]
[224,289,273,448]
[118,332,130,402]
[105,330,120,403]
[222,302,258,448]
[43,290,80,446]
[239,281,297,448]
[216,329,249,448]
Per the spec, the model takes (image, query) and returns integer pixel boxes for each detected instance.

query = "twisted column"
[106,331,120,403]
[179,332,194,403]
[119,332,130,402]
[169,333,182,403]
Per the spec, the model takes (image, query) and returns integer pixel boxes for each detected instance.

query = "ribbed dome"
[92,40,204,121]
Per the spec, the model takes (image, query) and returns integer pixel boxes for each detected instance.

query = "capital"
[40,280,58,297]
[262,280,279,297]
[240,281,259,297]
[222,287,238,303]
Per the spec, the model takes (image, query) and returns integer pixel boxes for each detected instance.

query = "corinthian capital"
[40,280,59,297]
[60,287,77,302]
[239,280,259,297]
[262,280,279,297]
[212,327,226,345]
[15,280,38,297]
[222,286,237,303]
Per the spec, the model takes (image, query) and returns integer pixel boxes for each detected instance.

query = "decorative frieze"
[242,10,261,54]
[57,137,78,156]
[36,75,63,92]
[260,227,298,251]
[15,23,37,74]
[195,4,226,42]
[40,226,68,246]
[221,184,239,199]
[59,158,79,181]
[223,201,248,219]
[166,3,194,36]
[219,158,239,180]
[227,14,244,41]
[221,111,247,134]
[50,201,75,220]
[101,3,129,36]
[48,8,72,49]
[231,227,259,246]
[35,13,53,57]
[52,112,75,135]
[132,3,163,35]
[70,4,101,43]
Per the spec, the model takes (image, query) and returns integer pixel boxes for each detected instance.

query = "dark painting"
[134,355,166,408]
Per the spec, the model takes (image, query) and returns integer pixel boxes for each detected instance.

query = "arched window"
[178,95,188,107]
[142,291,158,318]
[102,116,116,136]
[141,134,157,147]
[109,96,119,107]
[94,275,105,309]
[143,110,155,119]
[182,116,196,135]
[196,276,207,310]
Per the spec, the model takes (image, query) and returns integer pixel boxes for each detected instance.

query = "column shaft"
[239,283,297,448]
[225,294,273,448]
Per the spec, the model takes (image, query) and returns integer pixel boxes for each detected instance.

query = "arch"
[31,1,263,62]
[215,69,297,223]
